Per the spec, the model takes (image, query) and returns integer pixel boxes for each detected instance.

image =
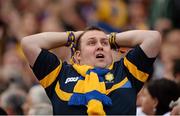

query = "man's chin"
[94,63,107,68]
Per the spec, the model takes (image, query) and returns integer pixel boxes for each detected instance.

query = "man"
[21,26,161,115]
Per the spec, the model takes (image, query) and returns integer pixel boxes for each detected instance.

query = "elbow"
[151,31,162,47]
[21,37,30,49]
[21,36,35,52]
[150,31,162,53]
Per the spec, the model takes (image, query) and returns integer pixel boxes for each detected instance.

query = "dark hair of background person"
[146,78,180,115]
[0,20,8,64]
[173,59,180,77]
[0,107,7,115]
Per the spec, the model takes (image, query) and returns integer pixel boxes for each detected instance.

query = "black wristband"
[109,32,119,49]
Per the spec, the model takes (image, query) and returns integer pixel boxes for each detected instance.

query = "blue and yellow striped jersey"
[32,45,156,115]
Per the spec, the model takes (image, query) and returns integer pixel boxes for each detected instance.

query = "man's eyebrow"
[87,37,96,40]
[101,38,109,41]
[87,37,108,41]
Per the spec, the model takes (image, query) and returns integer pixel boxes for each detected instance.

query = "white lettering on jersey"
[65,77,79,84]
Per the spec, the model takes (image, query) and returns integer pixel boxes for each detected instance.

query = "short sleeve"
[32,49,63,88]
[122,45,156,92]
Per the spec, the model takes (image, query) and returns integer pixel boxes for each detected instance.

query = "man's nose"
[97,42,103,50]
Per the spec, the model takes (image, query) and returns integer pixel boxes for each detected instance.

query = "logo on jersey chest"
[65,77,79,84]
[105,72,114,83]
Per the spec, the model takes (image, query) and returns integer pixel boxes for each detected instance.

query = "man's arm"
[115,30,162,58]
[21,31,82,67]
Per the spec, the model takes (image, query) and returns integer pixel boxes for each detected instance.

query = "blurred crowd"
[0,0,180,115]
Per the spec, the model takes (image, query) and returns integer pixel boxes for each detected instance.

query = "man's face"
[76,30,113,68]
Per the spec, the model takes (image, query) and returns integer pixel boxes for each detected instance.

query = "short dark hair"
[75,26,105,51]
[0,107,7,115]
[173,59,180,77]
[146,78,179,115]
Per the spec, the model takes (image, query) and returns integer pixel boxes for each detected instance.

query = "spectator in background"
[148,0,172,29]
[173,59,180,84]
[94,0,128,32]
[28,103,53,115]
[154,18,172,36]
[40,16,71,62]
[127,0,149,30]
[169,58,180,115]
[2,48,34,90]
[171,0,180,28]
[153,29,180,80]
[59,0,86,31]
[140,78,179,115]
[0,107,7,115]
[0,20,9,65]
[18,12,38,39]
[0,87,26,115]
[22,85,51,115]
[170,97,180,115]
[0,68,9,95]
[165,29,180,48]
[149,0,180,29]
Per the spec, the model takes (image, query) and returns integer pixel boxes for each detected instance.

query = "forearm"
[21,31,82,66]
[21,31,82,50]
[115,30,159,47]
[115,30,162,57]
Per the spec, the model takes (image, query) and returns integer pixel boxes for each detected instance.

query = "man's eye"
[102,41,109,46]
[88,41,95,45]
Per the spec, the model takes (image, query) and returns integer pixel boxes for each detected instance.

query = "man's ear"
[73,51,81,64]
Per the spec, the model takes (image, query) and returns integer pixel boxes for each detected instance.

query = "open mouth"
[96,53,105,59]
